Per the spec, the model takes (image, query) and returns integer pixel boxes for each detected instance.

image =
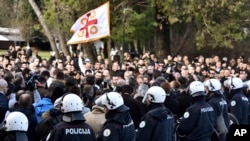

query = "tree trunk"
[130,42,136,59]
[155,11,170,62]
[84,43,97,63]
[174,23,192,55]
[57,32,70,55]
[155,25,170,61]
[137,40,142,56]
[28,0,59,58]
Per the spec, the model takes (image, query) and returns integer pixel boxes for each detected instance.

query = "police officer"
[177,81,216,141]
[95,92,136,141]
[136,86,175,141]
[227,77,249,125]
[46,93,96,141]
[204,78,230,141]
[3,111,29,141]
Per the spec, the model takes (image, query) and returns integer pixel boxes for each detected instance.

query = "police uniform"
[177,97,216,141]
[46,121,96,141]
[229,89,249,125]
[207,93,230,141]
[136,104,175,141]
[96,105,136,141]
[46,93,96,141]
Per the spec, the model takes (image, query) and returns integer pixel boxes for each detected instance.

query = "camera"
[209,62,216,66]
[166,63,175,73]
[26,73,40,88]
[162,66,167,73]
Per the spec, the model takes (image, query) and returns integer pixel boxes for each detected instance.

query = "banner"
[67,1,110,45]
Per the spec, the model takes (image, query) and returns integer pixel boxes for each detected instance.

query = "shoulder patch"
[184,112,190,118]
[103,129,111,137]
[231,100,236,106]
[139,121,146,128]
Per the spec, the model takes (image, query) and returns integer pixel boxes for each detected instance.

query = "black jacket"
[35,109,62,141]
[0,93,8,124]
[229,89,249,125]
[97,107,136,141]
[136,104,175,141]
[207,93,230,135]
[122,94,145,129]
[164,94,180,117]
[178,96,216,141]
[176,91,193,117]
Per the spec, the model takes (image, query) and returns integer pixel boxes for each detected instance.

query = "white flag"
[67,2,110,45]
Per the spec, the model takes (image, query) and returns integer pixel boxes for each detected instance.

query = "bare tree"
[28,0,59,58]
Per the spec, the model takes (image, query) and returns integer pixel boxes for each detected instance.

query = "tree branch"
[175,23,192,55]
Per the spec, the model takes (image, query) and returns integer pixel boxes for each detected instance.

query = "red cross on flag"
[67,1,110,45]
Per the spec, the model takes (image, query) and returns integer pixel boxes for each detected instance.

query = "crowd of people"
[0,45,250,141]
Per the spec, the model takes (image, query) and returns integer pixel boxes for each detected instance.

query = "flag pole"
[107,36,112,65]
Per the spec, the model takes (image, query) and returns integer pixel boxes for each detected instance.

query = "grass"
[37,51,51,60]
[0,49,51,60]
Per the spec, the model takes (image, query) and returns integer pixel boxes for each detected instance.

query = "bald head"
[117,79,127,88]
[0,79,7,88]
[0,79,8,94]
[18,93,32,107]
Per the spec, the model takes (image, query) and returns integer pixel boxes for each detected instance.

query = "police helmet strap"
[186,86,191,95]
[149,94,155,102]
[106,93,115,109]
[209,79,215,91]
[231,77,235,89]
[60,94,67,112]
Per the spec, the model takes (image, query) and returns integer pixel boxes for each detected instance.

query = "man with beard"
[94,62,102,72]
[95,71,104,88]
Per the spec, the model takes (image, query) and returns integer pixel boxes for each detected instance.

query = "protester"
[84,103,106,135]
[121,85,145,129]
[13,93,38,141]
[33,87,53,123]
[175,76,193,118]
[1,44,250,140]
